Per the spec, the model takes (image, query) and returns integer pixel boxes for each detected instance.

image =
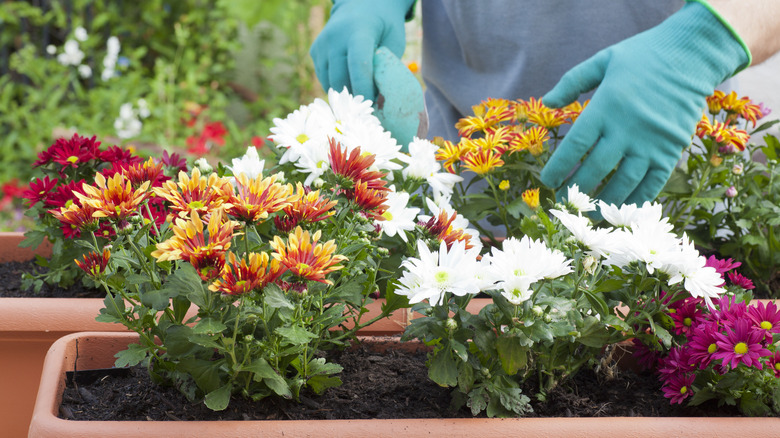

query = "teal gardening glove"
[310,0,416,104]
[540,0,751,207]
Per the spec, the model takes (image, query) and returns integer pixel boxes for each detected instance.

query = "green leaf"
[466,387,488,416]
[192,318,227,335]
[496,336,528,375]
[141,288,176,311]
[275,326,317,344]
[114,343,148,367]
[246,358,292,398]
[577,316,610,348]
[263,284,294,309]
[204,384,232,411]
[450,340,469,362]
[428,349,458,387]
[307,375,343,395]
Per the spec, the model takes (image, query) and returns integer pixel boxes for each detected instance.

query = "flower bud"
[731,163,744,175]
[445,318,458,332]
[725,186,738,198]
[709,154,723,167]
[194,157,213,173]
[244,334,254,342]
[543,314,552,323]
[531,306,544,318]
[582,255,597,275]
[481,367,491,378]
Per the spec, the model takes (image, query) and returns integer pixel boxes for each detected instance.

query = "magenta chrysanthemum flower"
[704,255,741,277]
[713,319,771,370]
[658,347,696,376]
[747,301,780,342]
[33,134,101,171]
[712,295,748,327]
[766,351,780,378]
[661,373,695,405]
[632,338,661,371]
[686,322,721,369]
[670,298,703,335]
[727,271,755,290]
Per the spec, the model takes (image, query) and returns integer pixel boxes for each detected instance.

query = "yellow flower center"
[434,270,449,284]
[66,156,79,163]
[761,321,772,330]
[683,317,692,327]
[707,343,717,354]
[296,133,309,144]
[733,342,748,355]
[679,386,688,395]
[188,200,205,209]
[381,210,393,221]
[775,363,780,371]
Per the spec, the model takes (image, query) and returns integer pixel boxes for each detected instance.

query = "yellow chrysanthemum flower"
[270,227,347,285]
[499,180,510,191]
[76,172,150,220]
[461,148,504,175]
[522,188,540,209]
[227,173,294,223]
[153,167,234,219]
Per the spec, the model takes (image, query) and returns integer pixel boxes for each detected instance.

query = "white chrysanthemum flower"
[293,144,331,187]
[564,184,596,212]
[269,105,330,166]
[378,188,420,242]
[550,209,621,258]
[335,121,402,171]
[228,146,265,180]
[77,64,92,78]
[326,87,377,123]
[667,238,724,308]
[482,236,573,305]
[620,218,682,274]
[396,240,483,305]
[74,26,88,42]
[399,137,463,198]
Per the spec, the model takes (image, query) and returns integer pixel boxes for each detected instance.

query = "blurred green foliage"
[0,0,329,186]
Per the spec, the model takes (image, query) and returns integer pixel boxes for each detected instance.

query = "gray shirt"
[421,0,685,141]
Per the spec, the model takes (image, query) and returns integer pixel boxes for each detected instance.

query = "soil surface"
[0,259,103,298]
[59,342,743,421]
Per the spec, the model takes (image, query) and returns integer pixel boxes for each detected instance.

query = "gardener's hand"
[540,1,750,206]
[310,0,415,103]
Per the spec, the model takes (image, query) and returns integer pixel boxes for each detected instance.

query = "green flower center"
[382,210,393,221]
[683,317,692,327]
[188,200,205,209]
[434,270,450,284]
[707,343,717,354]
[761,321,773,330]
[734,342,748,355]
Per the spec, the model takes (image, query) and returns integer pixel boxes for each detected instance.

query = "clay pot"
[29,331,780,438]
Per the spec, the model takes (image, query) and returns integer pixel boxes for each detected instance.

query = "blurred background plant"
[0,0,333,229]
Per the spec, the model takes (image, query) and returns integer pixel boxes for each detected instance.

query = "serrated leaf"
[307,375,342,395]
[275,326,317,344]
[264,284,294,309]
[114,343,148,367]
[496,336,528,375]
[192,318,227,335]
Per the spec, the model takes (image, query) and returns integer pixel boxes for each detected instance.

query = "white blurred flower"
[106,36,120,56]
[74,26,88,42]
[399,137,463,198]
[228,146,265,180]
[564,184,596,212]
[194,157,213,174]
[102,36,120,81]
[57,39,84,66]
[377,188,420,242]
[46,45,57,55]
[396,240,483,306]
[77,64,92,78]
[137,99,150,118]
[114,103,141,139]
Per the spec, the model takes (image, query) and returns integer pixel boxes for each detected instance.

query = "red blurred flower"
[22,176,59,207]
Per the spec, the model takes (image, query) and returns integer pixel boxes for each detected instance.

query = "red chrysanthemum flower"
[704,255,741,277]
[74,248,111,278]
[352,180,389,220]
[661,372,695,405]
[713,319,772,370]
[765,351,780,378]
[328,139,388,190]
[34,134,101,169]
[160,150,188,174]
[275,183,337,232]
[226,173,293,223]
[419,209,474,250]
[209,252,285,296]
[50,202,101,237]
[658,346,696,377]
[270,227,347,285]
[99,145,141,166]
[120,157,169,188]
[22,176,59,207]
[631,338,661,371]
[45,179,87,209]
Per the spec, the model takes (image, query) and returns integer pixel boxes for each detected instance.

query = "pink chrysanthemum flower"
[747,301,780,343]
[713,319,772,370]
[631,338,661,371]
[704,255,741,277]
[686,322,721,369]
[661,373,695,405]
[766,351,780,378]
[670,297,703,336]
[727,271,755,290]
[658,347,696,376]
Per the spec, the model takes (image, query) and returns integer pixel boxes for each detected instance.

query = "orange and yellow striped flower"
[328,139,388,189]
[50,202,100,232]
[522,98,568,129]
[563,100,589,123]
[420,209,474,250]
[270,227,347,285]
[696,115,749,152]
[352,180,389,220]
[461,148,504,175]
[123,157,167,188]
[454,100,515,137]
[152,208,237,281]
[510,126,549,156]
[75,248,111,278]
[522,188,540,209]
[153,168,233,220]
[227,173,293,223]
[209,251,285,295]
[76,172,150,220]
[275,183,337,232]
[435,138,467,174]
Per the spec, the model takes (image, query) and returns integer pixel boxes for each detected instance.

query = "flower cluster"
[662,91,779,297]
[429,97,587,243]
[625,255,780,415]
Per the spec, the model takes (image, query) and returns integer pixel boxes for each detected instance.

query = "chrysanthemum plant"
[54,89,452,411]
[661,91,780,297]
[20,134,186,290]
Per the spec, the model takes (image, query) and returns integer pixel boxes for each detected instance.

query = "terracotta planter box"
[30,331,780,438]
[0,232,433,437]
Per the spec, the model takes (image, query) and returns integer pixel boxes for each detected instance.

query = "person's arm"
[707,0,780,65]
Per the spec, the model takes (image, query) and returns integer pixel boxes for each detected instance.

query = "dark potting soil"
[58,342,743,421]
[0,259,103,298]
